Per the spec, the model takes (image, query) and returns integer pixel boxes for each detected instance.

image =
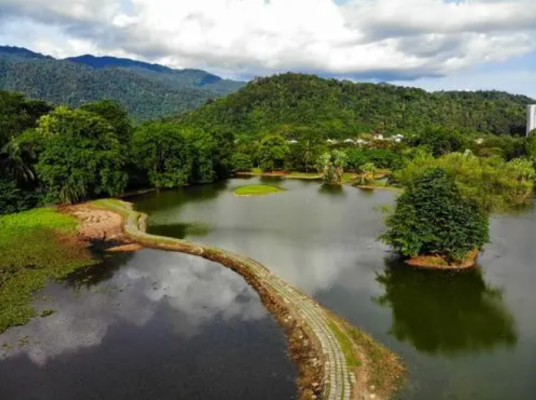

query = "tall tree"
[132,121,193,189]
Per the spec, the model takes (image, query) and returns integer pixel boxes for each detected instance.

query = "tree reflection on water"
[376,258,518,356]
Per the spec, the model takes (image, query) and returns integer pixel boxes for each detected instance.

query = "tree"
[24,107,128,204]
[317,150,348,186]
[256,135,290,172]
[80,100,132,144]
[381,168,489,262]
[132,121,193,189]
[358,163,376,185]
[408,126,468,156]
[393,152,535,214]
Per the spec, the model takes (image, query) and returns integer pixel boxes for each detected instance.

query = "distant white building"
[373,133,384,140]
[527,105,536,136]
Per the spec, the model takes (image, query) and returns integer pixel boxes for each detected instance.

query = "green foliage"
[318,150,348,186]
[132,121,193,188]
[80,100,132,143]
[408,126,468,156]
[0,90,52,147]
[0,177,38,215]
[471,134,527,160]
[381,168,489,262]
[285,139,326,172]
[358,163,376,185]
[0,208,94,333]
[346,148,404,171]
[179,73,533,138]
[231,153,253,171]
[526,131,536,161]
[394,152,535,214]
[23,107,128,204]
[256,135,290,171]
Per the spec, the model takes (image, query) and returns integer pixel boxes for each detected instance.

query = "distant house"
[373,133,384,140]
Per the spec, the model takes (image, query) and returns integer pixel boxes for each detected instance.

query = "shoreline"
[85,199,404,400]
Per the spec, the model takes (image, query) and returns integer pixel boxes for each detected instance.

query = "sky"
[0,0,534,98]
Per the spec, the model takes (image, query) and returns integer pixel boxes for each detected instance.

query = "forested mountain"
[179,73,535,138]
[66,54,243,95]
[0,46,244,121]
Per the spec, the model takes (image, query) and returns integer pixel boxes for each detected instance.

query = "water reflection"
[0,249,267,365]
[376,259,517,356]
[318,185,347,197]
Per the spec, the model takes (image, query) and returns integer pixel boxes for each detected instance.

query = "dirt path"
[62,204,142,252]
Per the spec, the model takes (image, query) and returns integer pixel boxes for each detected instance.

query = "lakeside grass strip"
[94,198,403,400]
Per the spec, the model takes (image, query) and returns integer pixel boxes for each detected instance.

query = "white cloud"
[0,0,535,81]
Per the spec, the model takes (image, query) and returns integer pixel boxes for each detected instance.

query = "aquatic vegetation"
[0,208,95,333]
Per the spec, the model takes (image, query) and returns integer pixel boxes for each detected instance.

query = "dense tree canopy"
[256,135,290,172]
[179,73,534,138]
[132,122,194,189]
[382,168,489,262]
[21,107,128,204]
[393,152,535,214]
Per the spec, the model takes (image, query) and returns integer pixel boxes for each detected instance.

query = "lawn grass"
[0,208,95,333]
[234,184,284,196]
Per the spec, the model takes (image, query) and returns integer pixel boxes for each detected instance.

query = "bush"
[381,168,489,262]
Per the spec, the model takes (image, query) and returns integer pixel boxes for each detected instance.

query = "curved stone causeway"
[94,199,399,400]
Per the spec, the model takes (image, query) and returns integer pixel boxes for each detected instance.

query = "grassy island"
[234,184,284,196]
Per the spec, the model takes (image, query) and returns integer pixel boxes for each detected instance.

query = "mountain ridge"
[0,45,245,121]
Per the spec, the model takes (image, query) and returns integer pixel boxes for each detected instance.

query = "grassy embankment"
[234,184,285,196]
[0,208,94,333]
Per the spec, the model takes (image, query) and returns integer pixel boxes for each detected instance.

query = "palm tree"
[359,163,376,185]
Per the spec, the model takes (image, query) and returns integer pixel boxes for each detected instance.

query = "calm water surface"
[0,249,296,399]
[136,176,536,400]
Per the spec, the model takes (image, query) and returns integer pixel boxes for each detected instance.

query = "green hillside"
[179,73,534,138]
[0,46,244,121]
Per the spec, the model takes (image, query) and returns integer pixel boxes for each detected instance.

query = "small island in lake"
[234,184,285,197]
